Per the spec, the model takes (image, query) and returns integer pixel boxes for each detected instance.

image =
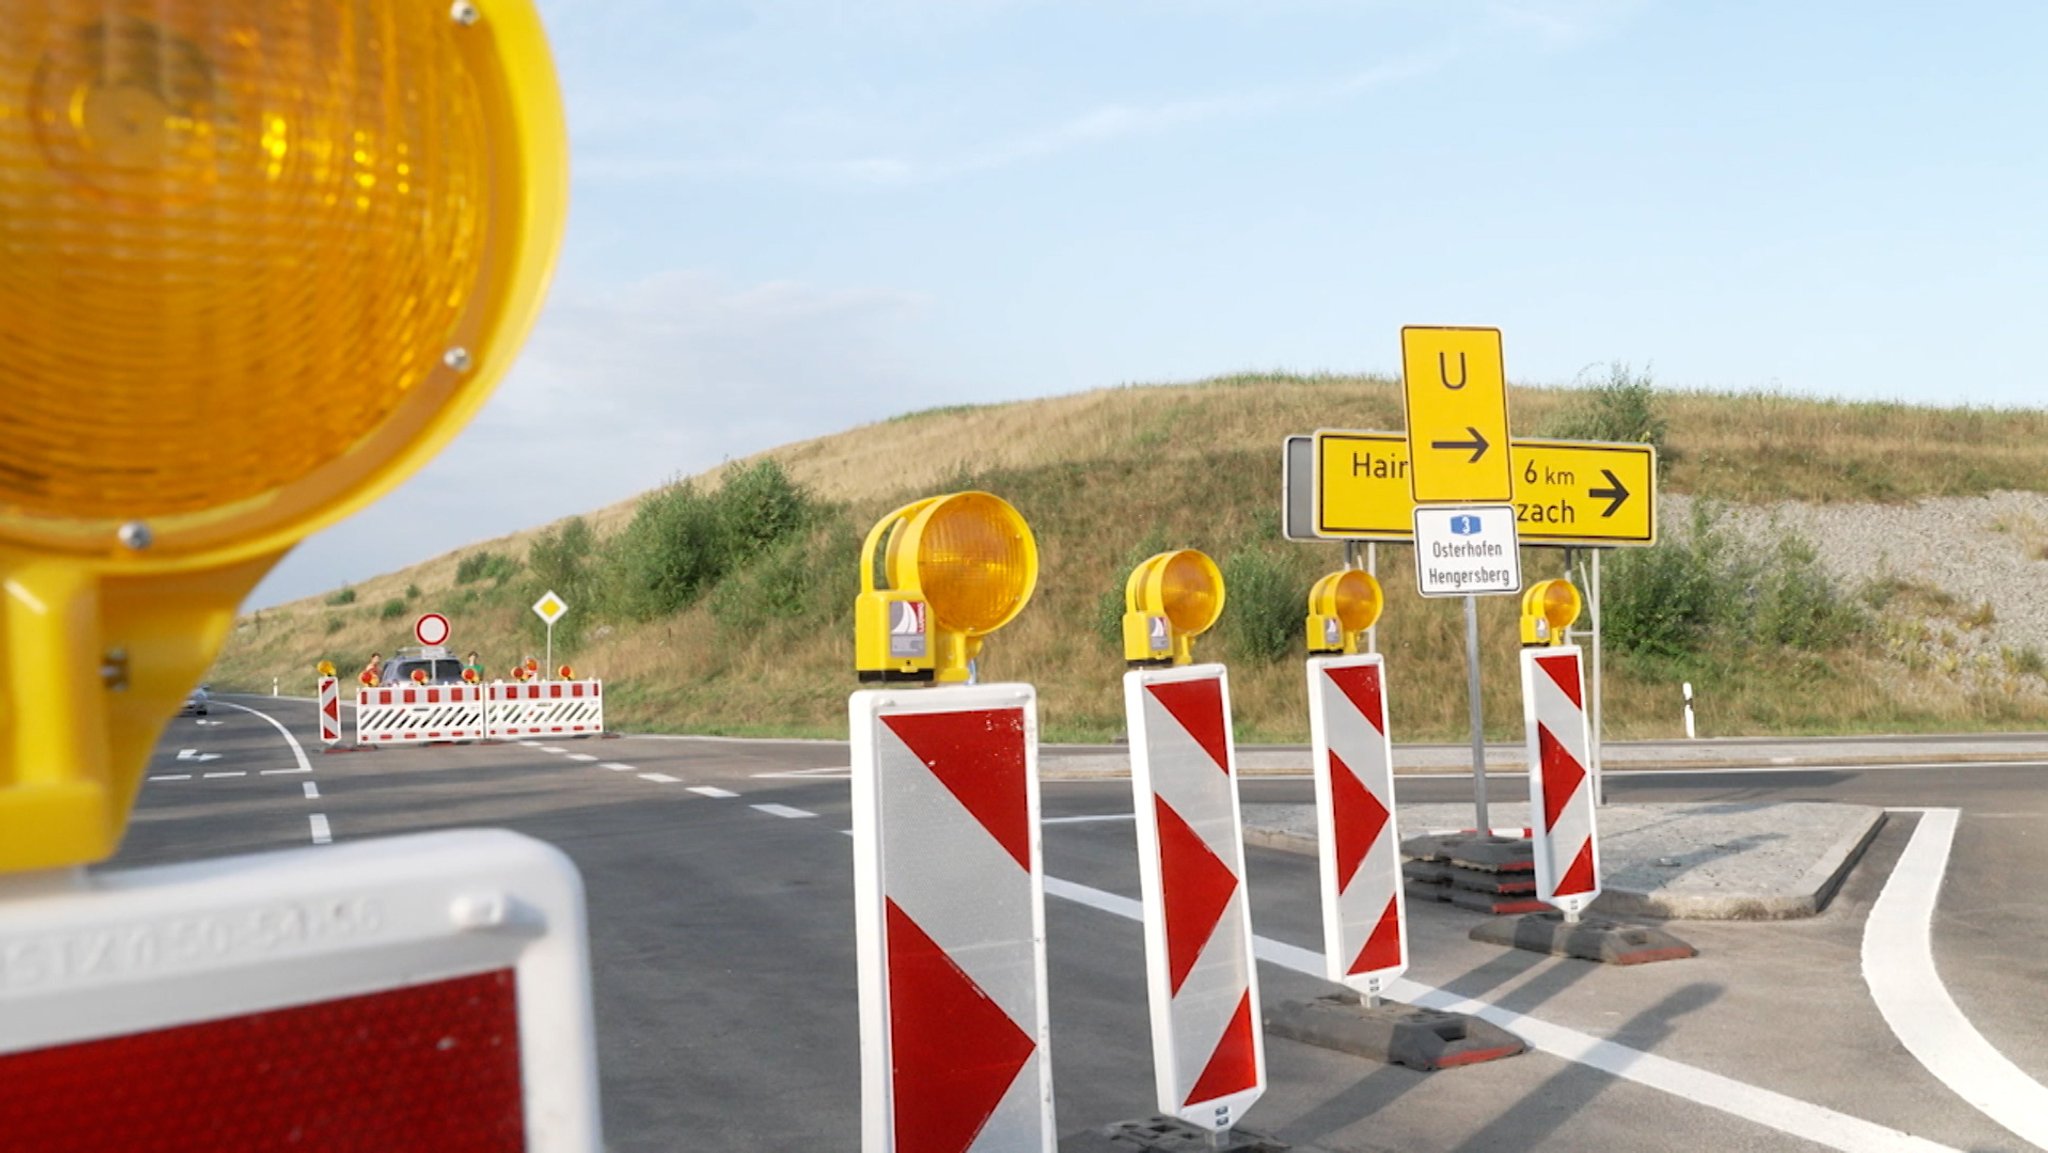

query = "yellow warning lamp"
[316,660,338,678]
[0,2,568,872]
[1521,579,1583,646]
[1305,569,1384,656]
[855,492,1039,684]
[1122,550,1226,667]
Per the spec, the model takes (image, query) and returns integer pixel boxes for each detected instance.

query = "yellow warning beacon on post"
[1305,568,1384,656]
[1122,550,1225,667]
[1521,579,1583,646]
[0,2,569,872]
[855,492,1039,684]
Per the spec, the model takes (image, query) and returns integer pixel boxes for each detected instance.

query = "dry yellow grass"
[212,373,2048,740]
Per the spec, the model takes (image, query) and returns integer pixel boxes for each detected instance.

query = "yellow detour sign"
[1400,326,1513,503]
[1314,432,1657,547]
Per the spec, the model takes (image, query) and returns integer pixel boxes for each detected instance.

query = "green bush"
[526,516,598,644]
[455,550,518,586]
[404,583,422,600]
[709,521,861,638]
[1605,503,1862,659]
[324,615,345,635]
[378,598,407,620]
[1545,362,1672,472]
[325,586,357,606]
[605,460,822,622]
[1219,547,1299,663]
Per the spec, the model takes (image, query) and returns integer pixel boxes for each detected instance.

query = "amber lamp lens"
[1156,550,1223,635]
[0,3,493,549]
[912,493,1038,636]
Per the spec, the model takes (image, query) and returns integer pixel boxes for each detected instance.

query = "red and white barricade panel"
[317,675,342,747]
[487,680,604,739]
[1523,646,1601,915]
[0,829,601,1151]
[851,683,1055,1153]
[356,683,488,745]
[1306,654,1408,994]
[1125,664,1265,1134]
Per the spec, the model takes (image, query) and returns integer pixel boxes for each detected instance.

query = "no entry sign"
[415,612,451,647]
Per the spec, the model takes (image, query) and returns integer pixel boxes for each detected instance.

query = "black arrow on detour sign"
[1589,469,1630,517]
[1430,426,1490,464]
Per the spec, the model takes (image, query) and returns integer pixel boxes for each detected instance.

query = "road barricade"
[356,683,488,745]
[486,680,604,739]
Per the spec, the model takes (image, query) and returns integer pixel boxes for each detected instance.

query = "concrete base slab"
[1406,882,1550,915]
[1266,995,1527,1070]
[1061,1117,1321,1153]
[1401,833,1534,873]
[1405,860,1536,895]
[1470,911,1698,964]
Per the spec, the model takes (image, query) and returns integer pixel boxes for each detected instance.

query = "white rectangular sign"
[1412,504,1521,598]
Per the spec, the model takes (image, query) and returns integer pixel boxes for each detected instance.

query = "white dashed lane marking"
[303,781,320,800]
[566,753,598,763]
[148,774,192,782]
[601,762,636,772]
[202,771,245,779]
[689,786,739,799]
[751,804,817,820]
[308,814,332,845]
[639,773,681,784]
[538,746,568,754]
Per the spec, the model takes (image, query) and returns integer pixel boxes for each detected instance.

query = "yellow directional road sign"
[1400,326,1513,503]
[1315,432,1657,547]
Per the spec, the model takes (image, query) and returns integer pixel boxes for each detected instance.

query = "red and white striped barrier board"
[486,680,604,739]
[1306,654,1408,994]
[317,675,342,747]
[851,683,1055,1153]
[0,830,602,1151]
[1523,646,1601,915]
[355,683,487,745]
[1125,664,1265,1134]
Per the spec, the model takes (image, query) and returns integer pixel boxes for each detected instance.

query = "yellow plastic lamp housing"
[855,492,1039,684]
[1521,578,1583,646]
[1305,568,1384,656]
[0,2,568,872]
[1122,549,1225,667]
[315,660,337,678]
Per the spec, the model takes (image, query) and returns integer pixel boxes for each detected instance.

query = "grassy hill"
[211,372,2048,742]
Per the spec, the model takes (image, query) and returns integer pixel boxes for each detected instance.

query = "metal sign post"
[532,591,568,679]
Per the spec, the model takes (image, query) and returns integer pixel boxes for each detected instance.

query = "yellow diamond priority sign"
[532,590,568,626]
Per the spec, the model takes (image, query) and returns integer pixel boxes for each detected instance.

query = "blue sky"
[251,0,2048,607]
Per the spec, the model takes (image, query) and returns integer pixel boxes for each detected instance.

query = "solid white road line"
[308,814,332,845]
[213,699,315,774]
[638,773,681,784]
[751,804,817,820]
[601,762,637,772]
[566,753,598,763]
[148,774,192,782]
[1043,876,1961,1153]
[689,786,740,799]
[1864,807,2048,1150]
[303,781,320,800]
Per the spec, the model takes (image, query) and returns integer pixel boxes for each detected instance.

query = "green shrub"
[605,460,822,622]
[709,521,861,638]
[1545,362,1672,471]
[456,550,518,586]
[404,583,422,600]
[325,586,357,606]
[1219,547,1299,663]
[526,516,598,644]
[1605,503,1862,659]
[378,598,407,620]
[324,615,345,635]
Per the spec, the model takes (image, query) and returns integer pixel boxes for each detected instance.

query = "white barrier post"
[317,676,342,748]
[1126,664,1264,1135]
[1683,681,1697,740]
[1306,654,1406,1005]
[0,831,602,1149]
[851,684,1055,1152]
[1523,645,1600,921]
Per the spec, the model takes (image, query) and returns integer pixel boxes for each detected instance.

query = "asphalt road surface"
[105,695,2048,1152]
